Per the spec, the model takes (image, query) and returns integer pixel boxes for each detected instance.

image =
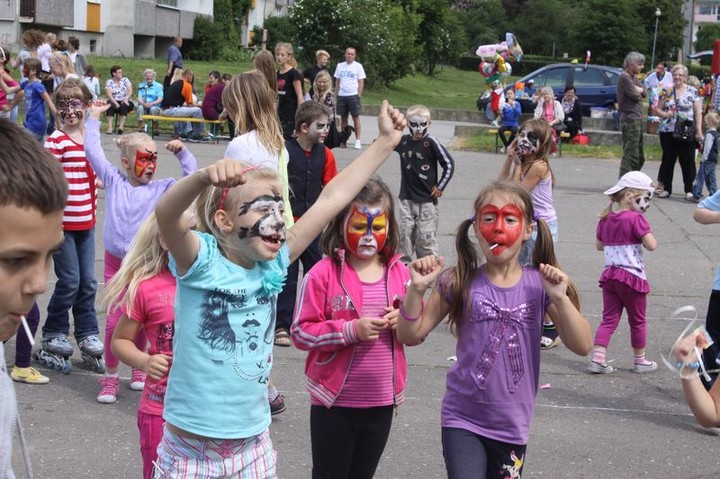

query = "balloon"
[479,61,497,78]
[501,63,512,77]
[485,73,501,85]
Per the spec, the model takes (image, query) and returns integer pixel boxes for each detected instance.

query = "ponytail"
[532,219,581,310]
[446,218,481,334]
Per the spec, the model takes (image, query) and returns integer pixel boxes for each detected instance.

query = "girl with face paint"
[588,171,658,375]
[85,100,198,404]
[499,118,563,349]
[152,100,406,478]
[397,181,591,479]
[291,177,410,479]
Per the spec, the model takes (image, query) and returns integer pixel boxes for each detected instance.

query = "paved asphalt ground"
[6,115,720,478]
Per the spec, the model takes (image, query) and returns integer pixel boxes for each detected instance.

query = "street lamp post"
[651,7,662,68]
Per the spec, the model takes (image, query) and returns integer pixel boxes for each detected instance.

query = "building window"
[157,0,178,6]
[90,39,96,53]
[699,5,715,15]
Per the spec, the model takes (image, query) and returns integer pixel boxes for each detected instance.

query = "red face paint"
[477,204,524,256]
[133,148,158,178]
[343,205,388,258]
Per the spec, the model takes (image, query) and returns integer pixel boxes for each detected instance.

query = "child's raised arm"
[285,100,405,263]
[155,159,247,275]
[166,139,198,177]
[397,255,447,346]
[540,263,592,356]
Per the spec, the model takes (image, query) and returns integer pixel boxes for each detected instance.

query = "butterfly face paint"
[408,115,429,140]
[477,204,524,256]
[343,205,388,258]
[236,191,286,253]
[57,99,87,122]
[516,128,540,156]
[631,190,653,213]
[133,148,158,178]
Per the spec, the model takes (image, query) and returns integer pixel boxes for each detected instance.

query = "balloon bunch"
[475,33,524,86]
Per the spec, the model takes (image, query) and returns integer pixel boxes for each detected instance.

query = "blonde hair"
[274,42,298,69]
[687,75,701,89]
[315,49,330,61]
[599,188,646,219]
[171,68,184,84]
[706,111,720,129]
[195,164,281,258]
[221,71,284,154]
[312,70,334,105]
[116,132,155,162]
[100,212,168,315]
[50,51,76,76]
[406,104,431,122]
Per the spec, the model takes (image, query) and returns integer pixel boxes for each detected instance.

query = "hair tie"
[532,211,540,222]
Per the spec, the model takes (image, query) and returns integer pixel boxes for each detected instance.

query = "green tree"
[512,0,573,58]
[568,0,644,66]
[416,0,467,74]
[290,0,421,86]
[461,0,509,50]
[633,0,686,66]
[695,24,720,53]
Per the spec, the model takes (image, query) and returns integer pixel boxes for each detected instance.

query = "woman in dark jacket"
[562,86,583,138]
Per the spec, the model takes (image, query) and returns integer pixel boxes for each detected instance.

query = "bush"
[189,15,224,61]
[252,16,297,53]
[688,63,711,80]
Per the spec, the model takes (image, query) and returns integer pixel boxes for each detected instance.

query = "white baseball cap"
[603,171,655,195]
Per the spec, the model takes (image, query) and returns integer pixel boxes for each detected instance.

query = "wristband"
[673,361,702,370]
[398,298,424,322]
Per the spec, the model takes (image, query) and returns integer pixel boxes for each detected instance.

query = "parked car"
[476,63,622,117]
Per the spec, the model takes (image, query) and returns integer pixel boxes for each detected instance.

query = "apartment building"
[0,0,212,58]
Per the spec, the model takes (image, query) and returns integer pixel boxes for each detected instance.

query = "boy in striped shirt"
[25,78,105,381]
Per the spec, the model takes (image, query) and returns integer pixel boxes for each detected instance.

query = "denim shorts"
[337,95,361,117]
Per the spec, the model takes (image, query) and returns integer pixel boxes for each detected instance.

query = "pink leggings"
[594,279,647,350]
[104,251,147,369]
[138,411,164,479]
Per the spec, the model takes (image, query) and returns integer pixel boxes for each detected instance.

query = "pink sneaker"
[129,369,146,391]
[97,376,119,404]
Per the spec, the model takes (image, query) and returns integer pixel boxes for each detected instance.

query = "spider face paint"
[133,148,158,179]
[516,128,540,156]
[477,204,524,256]
[57,99,87,122]
[631,190,653,213]
[408,115,429,140]
[343,205,388,258]
[236,191,286,254]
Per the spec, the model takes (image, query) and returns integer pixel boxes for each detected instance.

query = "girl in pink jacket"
[291,177,410,479]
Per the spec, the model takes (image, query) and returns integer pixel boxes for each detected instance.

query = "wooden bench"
[140,115,224,143]
[489,128,571,157]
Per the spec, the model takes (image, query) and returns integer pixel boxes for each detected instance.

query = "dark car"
[477,63,622,117]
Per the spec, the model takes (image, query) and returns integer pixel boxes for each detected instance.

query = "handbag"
[671,88,696,143]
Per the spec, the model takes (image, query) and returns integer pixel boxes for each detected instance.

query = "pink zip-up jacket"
[291,249,410,408]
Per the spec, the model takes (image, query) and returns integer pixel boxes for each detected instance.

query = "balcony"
[19,0,73,26]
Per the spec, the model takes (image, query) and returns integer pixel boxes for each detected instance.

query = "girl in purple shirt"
[398,181,592,479]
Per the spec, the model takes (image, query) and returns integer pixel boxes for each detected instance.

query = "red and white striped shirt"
[44,130,97,230]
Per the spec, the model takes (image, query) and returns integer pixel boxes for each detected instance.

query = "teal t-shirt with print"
[164,231,289,438]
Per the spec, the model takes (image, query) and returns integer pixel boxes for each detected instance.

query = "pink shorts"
[138,411,164,479]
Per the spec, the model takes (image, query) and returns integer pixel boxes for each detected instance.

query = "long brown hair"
[221,71,284,154]
[320,177,399,264]
[509,118,556,187]
[444,181,579,334]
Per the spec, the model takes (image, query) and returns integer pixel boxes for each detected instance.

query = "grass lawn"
[17,55,652,159]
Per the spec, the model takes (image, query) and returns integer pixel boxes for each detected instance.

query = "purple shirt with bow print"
[439,267,549,445]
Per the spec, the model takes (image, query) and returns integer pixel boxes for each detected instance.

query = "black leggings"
[657,132,696,195]
[310,405,394,479]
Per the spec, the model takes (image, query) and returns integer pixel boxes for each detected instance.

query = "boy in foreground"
[0,118,67,477]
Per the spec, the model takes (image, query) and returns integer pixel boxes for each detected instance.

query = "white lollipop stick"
[20,315,35,347]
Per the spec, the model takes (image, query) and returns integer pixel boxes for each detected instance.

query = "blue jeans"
[519,218,558,266]
[43,229,100,340]
[161,106,206,136]
[693,160,717,199]
[442,427,527,479]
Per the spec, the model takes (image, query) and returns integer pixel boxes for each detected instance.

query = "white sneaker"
[354,139,362,149]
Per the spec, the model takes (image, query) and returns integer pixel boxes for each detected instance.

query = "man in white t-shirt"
[333,47,366,149]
